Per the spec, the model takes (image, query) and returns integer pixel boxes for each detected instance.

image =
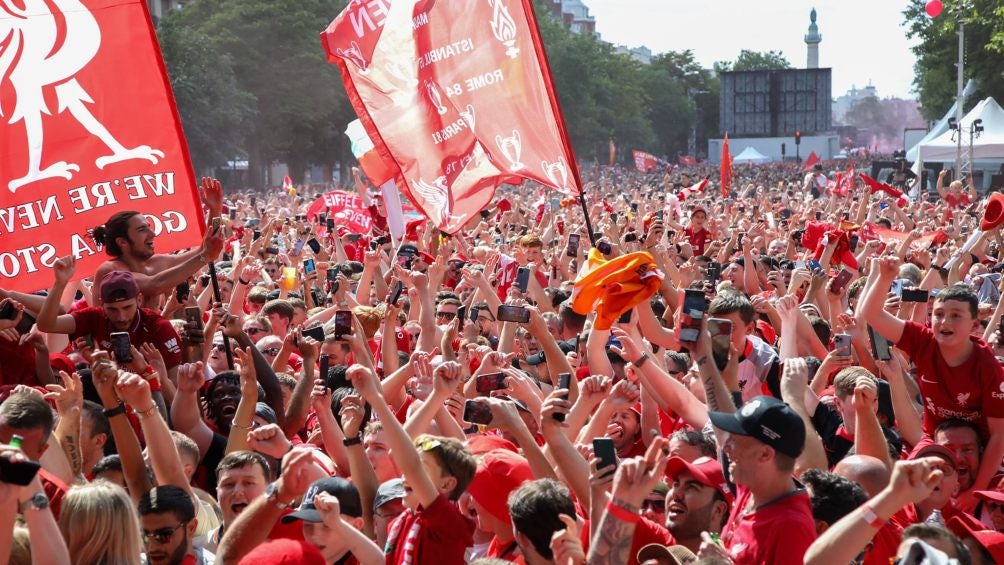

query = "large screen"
[720,69,832,137]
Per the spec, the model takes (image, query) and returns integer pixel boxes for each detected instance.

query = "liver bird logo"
[1,0,164,193]
[410,175,452,230]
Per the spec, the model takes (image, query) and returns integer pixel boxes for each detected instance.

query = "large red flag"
[802,151,820,171]
[632,150,659,173]
[321,0,582,234]
[720,134,732,198]
[0,0,204,292]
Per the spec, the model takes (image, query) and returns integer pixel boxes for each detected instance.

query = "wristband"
[103,403,127,418]
[605,501,639,524]
[860,504,884,529]
[239,278,250,285]
[342,435,363,447]
[135,405,159,420]
[632,353,650,369]
[231,420,252,430]
[147,377,162,393]
[141,365,156,378]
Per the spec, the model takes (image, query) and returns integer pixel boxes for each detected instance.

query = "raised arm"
[856,257,906,344]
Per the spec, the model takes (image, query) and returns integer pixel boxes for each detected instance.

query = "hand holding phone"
[554,373,571,422]
[593,438,617,477]
[463,399,493,425]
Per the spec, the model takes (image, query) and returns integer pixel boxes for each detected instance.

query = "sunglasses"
[246,327,265,334]
[261,348,281,356]
[212,344,226,352]
[436,311,457,321]
[417,437,442,452]
[641,498,666,512]
[142,522,187,545]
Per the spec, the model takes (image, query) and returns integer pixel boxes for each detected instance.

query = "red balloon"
[925,0,943,18]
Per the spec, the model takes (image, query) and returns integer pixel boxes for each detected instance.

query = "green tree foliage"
[715,49,792,72]
[161,0,352,186]
[904,0,1004,120]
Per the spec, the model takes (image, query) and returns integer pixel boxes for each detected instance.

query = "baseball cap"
[909,443,958,470]
[709,396,806,459]
[691,204,707,216]
[254,402,277,425]
[100,271,140,303]
[467,449,534,525]
[281,477,361,523]
[947,515,1004,563]
[664,456,732,503]
[373,479,405,513]
[237,539,325,565]
[636,543,697,565]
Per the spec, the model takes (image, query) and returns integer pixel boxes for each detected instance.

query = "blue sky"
[586,0,921,100]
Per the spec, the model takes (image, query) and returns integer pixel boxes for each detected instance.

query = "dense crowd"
[1,160,1003,565]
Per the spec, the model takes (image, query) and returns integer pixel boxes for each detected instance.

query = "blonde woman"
[58,481,143,565]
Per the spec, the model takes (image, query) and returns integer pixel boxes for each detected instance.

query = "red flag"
[679,178,708,200]
[837,164,856,196]
[632,150,659,173]
[678,155,697,166]
[282,175,294,191]
[306,191,374,234]
[321,0,582,234]
[802,151,820,171]
[720,134,732,198]
[859,173,908,206]
[0,0,203,292]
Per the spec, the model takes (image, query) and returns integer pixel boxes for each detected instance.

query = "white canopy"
[733,146,772,164]
[915,97,1004,163]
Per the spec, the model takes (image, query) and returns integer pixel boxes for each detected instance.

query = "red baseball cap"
[238,539,325,565]
[947,515,1004,563]
[664,455,732,503]
[100,271,140,303]
[466,449,534,525]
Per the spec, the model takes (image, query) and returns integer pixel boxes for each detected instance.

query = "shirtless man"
[91,178,226,308]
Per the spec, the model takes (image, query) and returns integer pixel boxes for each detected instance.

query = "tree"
[640,51,719,158]
[716,49,792,72]
[903,0,1004,120]
[157,17,254,175]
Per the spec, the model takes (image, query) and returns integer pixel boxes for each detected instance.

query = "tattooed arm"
[587,497,639,565]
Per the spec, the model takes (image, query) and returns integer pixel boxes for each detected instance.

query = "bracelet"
[342,434,363,447]
[231,420,252,430]
[103,403,127,418]
[860,504,884,529]
[239,278,250,285]
[605,501,640,524]
[632,353,649,369]
[135,405,159,420]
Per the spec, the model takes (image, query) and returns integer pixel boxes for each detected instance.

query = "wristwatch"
[342,434,363,447]
[19,492,49,513]
[265,481,293,510]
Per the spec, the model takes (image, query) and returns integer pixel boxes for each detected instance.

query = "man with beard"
[139,485,212,565]
[662,456,731,553]
[934,419,982,494]
[38,263,182,382]
[91,179,226,308]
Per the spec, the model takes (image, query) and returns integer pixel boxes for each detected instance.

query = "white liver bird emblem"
[411,175,453,229]
[1,0,165,193]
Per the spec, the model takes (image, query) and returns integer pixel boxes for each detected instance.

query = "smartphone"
[807,259,822,272]
[318,213,327,225]
[200,274,211,287]
[593,437,617,476]
[515,267,530,293]
[597,241,612,255]
[319,355,331,388]
[326,218,335,231]
[333,310,352,340]
[631,202,638,213]
[306,238,321,254]
[229,208,237,221]
[463,399,493,425]
[497,304,530,324]
[890,279,905,297]
[175,281,190,303]
[110,332,133,364]
[303,258,316,277]
[902,288,930,303]
[678,289,706,343]
[868,325,892,361]
[457,305,466,331]
[831,268,854,294]
[0,301,34,335]
[706,263,721,287]
[551,196,560,211]
[265,246,280,255]
[833,333,852,356]
[566,233,581,257]
[292,239,306,256]
[347,234,362,243]
[82,334,94,349]
[184,306,204,331]
[554,373,571,422]
[475,373,507,394]
[302,325,326,343]
[707,318,733,370]
[815,211,822,221]
[780,208,792,220]
[0,456,41,486]
[387,280,404,305]
[253,230,262,241]
[849,235,859,253]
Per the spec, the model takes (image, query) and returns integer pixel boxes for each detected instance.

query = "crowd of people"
[1,159,1004,565]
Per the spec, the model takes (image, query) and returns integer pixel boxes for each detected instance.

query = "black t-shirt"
[193,432,228,497]
[811,402,902,468]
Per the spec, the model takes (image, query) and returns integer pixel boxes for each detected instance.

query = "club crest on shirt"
[956,392,970,407]
[165,338,180,354]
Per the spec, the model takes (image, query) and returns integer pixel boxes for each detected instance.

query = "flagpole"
[521,0,596,246]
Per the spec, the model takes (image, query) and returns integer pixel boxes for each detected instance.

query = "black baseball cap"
[709,396,806,459]
[281,477,362,523]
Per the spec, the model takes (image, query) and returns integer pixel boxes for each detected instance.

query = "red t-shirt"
[890,501,969,529]
[39,467,68,518]
[69,307,183,371]
[0,339,39,387]
[684,226,711,256]
[896,321,1004,437]
[720,485,816,565]
[579,515,673,565]
[944,192,971,208]
[384,493,474,565]
[863,520,903,565]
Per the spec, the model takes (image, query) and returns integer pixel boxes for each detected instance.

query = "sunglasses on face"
[261,348,281,356]
[246,327,265,334]
[142,522,187,545]
[641,498,666,512]
[212,344,226,352]
[436,311,457,321]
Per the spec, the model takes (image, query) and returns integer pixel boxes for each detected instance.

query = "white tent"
[733,146,772,164]
[906,78,977,162]
[915,97,1004,163]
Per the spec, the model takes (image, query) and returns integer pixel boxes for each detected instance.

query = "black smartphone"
[318,213,327,225]
[457,305,466,331]
[302,325,326,343]
[0,456,41,486]
[319,355,331,388]
[306,238,321,254]
[292,239,306,256]
[333,310,352,339]
[229,208,237,221]
[706,263,721,287]
[617,309,632,324]
[347,234,362,243]
[250,195,257,206]
[707,318,733,370]
[110,332,133,364]
[554,373,571,422]
[476,373,507,394]
[327,268,340,283]
[849,235,859,253]
[326,218,335,231]
[463,399,493,425]
[184,306,204,331]
[566,233,580,257]
[593,437,617,476]
[868,325,892,361]
[678,289,706,343]
[597,241,612,255]
[902,288,930,303]
[82,334,94,349]
[387,280,404,305]
[497,304,530,324]
[814,211,822,221]
[515,267,530,293]
[303,259,316,277]
[176,281,190,303]
[265,246,280,255]
[780,208,792,220]
[0,300,34,335]
[253,230,261,241]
